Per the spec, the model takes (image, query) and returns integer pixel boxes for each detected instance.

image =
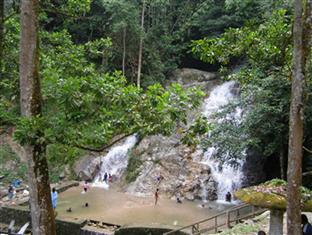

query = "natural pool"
[56,185,233,229]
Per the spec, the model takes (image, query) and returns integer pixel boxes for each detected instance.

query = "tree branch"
[302,171,312,176]
[4,12,17,22]
[41,8,91,20]
[72,132,136,152]
[303,145,312,154]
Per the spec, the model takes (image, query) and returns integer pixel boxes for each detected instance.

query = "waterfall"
[92,135,137,189]
[200,81,244,202]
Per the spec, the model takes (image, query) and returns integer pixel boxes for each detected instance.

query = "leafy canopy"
[191,7,312,165]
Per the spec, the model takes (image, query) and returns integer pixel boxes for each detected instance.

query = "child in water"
[82,181,90,193]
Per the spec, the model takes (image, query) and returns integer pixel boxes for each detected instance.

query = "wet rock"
[185,192,195,201]
[205,177,218,201]
[242,149,266,187]
[74,155,102,181]
[80,69,220,200]
[59,172,65,181]
[170,68,218,90]
[125,135,218,201]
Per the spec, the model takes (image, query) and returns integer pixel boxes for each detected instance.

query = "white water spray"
[93,135,137,189]
[200,81,244,202]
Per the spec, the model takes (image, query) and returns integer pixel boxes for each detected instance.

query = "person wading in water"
[154,188,159,206]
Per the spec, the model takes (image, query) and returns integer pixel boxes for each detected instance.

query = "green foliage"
[14,116,46,145]
[0,11,205,179]
[0,102,18,126]
[192,9,292,73]
[125,152,143,183]
[47,144,85,166]
[67,0,264,85]
[181,117,212,146]
[47,144,84,183]
[213,223,259,235]
[264,178,287,187]
[192,8,298,164]
[0,26,203,153]
[0,145,28,183]
[2,0,299,181]
[260,179,312,200]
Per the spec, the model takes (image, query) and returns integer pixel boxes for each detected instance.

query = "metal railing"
[163,203,266,235]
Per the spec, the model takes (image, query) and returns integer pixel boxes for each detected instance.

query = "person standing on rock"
[154,188,159,205]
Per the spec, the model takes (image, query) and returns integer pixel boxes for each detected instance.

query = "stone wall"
[115,226,189,235]
[0,206,189,235]
[0,206,30,227]
[56,218,86,235]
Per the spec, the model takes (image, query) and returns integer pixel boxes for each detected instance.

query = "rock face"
[241,149,266,187]
[79,68,267,200]
[74,154,102,181]
[76,69,220,200]
[125,135,217,201]
[125,69,220,201]
[170,68,218,90]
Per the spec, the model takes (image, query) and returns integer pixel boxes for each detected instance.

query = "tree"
[0,0,3,74]
[287,0,312,234]
[137,0,145,88]
[191,9,293,176]
[19,0,55,234]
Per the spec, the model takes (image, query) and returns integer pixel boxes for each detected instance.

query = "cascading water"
[92,135,137,189]
[200,81,244,202]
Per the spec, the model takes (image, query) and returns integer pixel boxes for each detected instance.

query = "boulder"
[74,154,102,181]
[170,68,218,90]
[235,179,312,211]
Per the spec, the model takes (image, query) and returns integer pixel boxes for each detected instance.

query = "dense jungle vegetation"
[2,0,308,179]
[0,0,311,233]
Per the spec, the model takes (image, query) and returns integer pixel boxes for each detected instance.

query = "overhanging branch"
[303,145,312,154]
[72,132,136,152]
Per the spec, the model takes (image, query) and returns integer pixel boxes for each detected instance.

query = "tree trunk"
[269,209,284,235]
[0,0,4,75]
[137,0,145,88]
[279,146,286,180]
[122,26,126,76]
[19,0,56,234]
[286,0,305,234]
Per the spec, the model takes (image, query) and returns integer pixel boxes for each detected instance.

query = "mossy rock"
[235,179,312,211]
[235,189,286,210]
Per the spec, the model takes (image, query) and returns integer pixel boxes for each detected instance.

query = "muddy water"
[57,186,232,229]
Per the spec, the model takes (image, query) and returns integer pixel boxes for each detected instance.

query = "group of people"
[100,172,113,183]
[51,181,91,215]
[49,178,312,235]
